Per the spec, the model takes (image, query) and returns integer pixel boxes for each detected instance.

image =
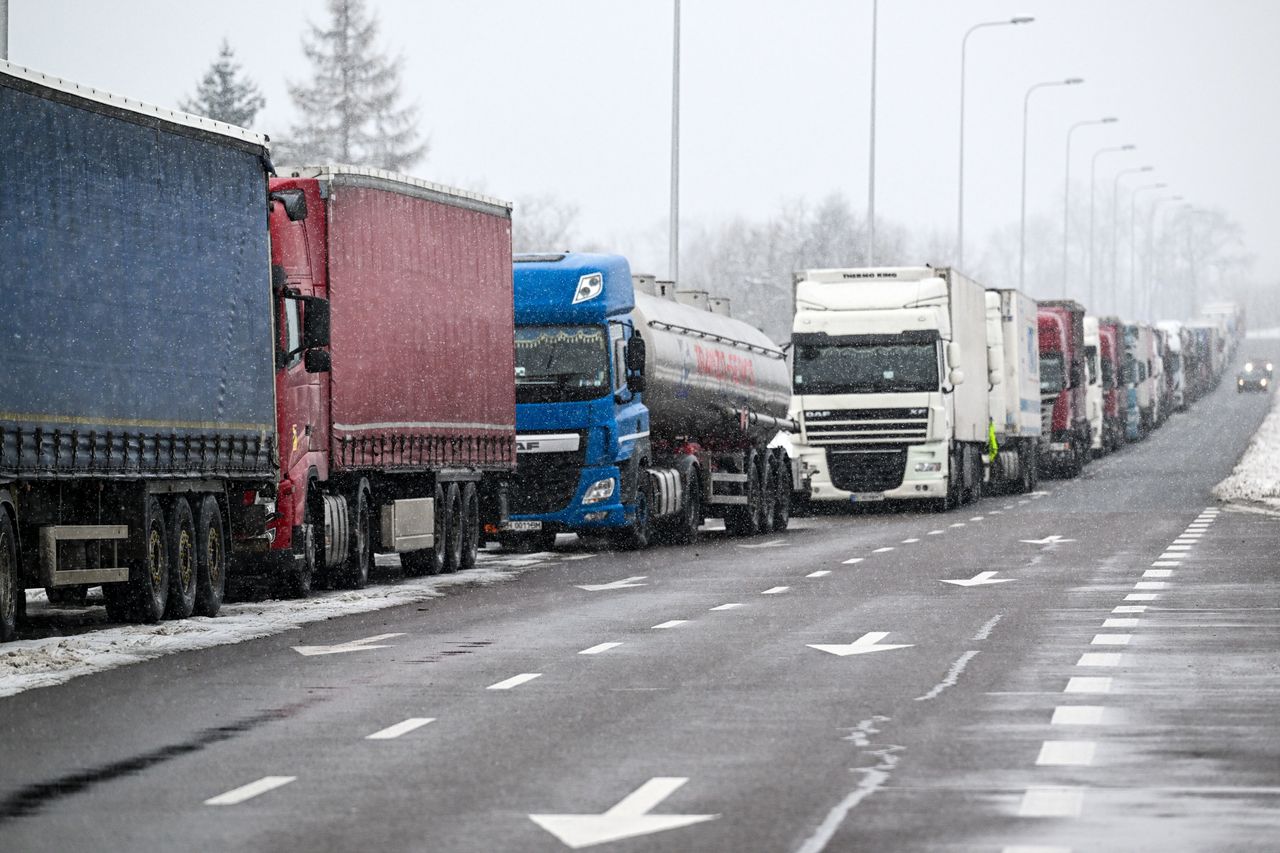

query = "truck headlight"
[914,462,942,473]
[582,478,616,504]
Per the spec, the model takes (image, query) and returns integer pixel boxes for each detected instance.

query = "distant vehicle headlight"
[1263,378,1269,387]
[1268,362,1274,372]
[1244,362,1254,372]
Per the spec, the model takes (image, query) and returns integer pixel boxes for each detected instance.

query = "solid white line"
[901,538,920,544]
[761,586,790,595]
[872,547,895,553]
[1113,605,1147,613]
[366,718,435,740]
[1052,706,1105,726]
[1134,581,1169,590]
[1126,593,1159,601]
[1143,569,1173,578]
[205,776,297,806]
[807,570,832,578]
[1092,634,1131,646]
[1077,653,1123,667]
[842,557,865,564]
[1037,740,1097,766]
[914,650,981,701]
[579,642,622,655]
[710,603,744,611]
[488,673,541,690]
[651,620,688,629]
[1103,618,1140,628]
[1018,786,1084,817]
[1065,676,1112,693]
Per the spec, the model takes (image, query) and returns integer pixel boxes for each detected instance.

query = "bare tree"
[179,40,265,128]
[281,0,426,171]
[513,194,582,254]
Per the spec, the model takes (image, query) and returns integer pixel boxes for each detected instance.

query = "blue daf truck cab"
[505,253,651,550]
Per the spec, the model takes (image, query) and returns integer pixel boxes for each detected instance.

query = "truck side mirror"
[947,341,963,370]
[988,369,1002,387]
[624,336,646,395]
[304,348,331,373]
[949,368,965,387]
[300,296,331,349]
[270,188,309,222]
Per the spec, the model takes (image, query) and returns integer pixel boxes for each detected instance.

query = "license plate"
[503,520,542,532]
[1049,442,1070,451]
[849,492,885,503]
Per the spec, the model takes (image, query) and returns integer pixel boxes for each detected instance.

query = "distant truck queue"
[0,57,1251,641]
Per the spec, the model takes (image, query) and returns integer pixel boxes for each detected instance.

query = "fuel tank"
[632,290,792,445]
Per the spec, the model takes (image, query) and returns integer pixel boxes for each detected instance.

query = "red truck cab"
[1037,301,1090,477]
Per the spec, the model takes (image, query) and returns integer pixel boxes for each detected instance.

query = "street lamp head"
[1101,116,1119,124]
[1121,144,1137,150]
[1064,77,1084,85]
[1140,165,1154,172]
[1011,16,1035,24]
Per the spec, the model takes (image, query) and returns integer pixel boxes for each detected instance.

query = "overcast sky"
[9,0,1278,288]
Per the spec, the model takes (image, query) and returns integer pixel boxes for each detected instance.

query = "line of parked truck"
[0,60,1247,641]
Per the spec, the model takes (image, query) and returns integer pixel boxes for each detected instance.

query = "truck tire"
[109,495,169,623]
[773,458,793,531]
[194,495,227,616]
[0,509,19,642]
[164,497,197,619]
[673,472,702,545]
[610,480,652,551]
[443,483,464,573]
[281,491,314,599]
[460,483,480,570]
[338,481,371,589]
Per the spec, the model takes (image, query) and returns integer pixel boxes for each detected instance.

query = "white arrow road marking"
[577,576,647,592]
[366,718,434,740]
[1019,535,1076,545]
[737,539,786,549]
[940,570,1015,587]
[530,776,717,849]
[808,631,914,656]
[488,673,541,690]
[292,633,405,656]
[205,776,296,806]
[579,642,622,655]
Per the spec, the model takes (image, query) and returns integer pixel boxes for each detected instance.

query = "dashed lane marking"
[651,620,688,629]
[1077,653,1123,667]
[1112,605,1146,613]
[902,538,920,544]
[949,523,966,528]
[710,603,744,611]
[366,718,435,740]
[1018,786,1084,817]
[927,530,944,535]
[488,673,542,690]
[579,642,622,655]
[1103,617,1140,627]
[807,571,832,578]
[205,776,297,806]
[1151,560,1180,567]
[1092,634,1132,646]
[1064,676,1112,694]
[970,516,985,521]
[842,557,865,564]
[761,586,790,595]
[1036,741,1097,766]
[1134,581,1168,590]
[872,547,895,553]
[1125,593,1159,601]
[1052,706,1105,726]
[1143,569,1172,578]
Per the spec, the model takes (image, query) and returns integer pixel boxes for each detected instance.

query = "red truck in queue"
[1037,300,1091,477]
[262,166,516,594]
[1096,318,1126,454]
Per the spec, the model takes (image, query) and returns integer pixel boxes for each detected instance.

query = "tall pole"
[1062,117,1117,295]
[1088,144,1135,312]
[1020,77,1083,292]
[1111,165,1152,315]
[1,0,9,61]
[956,16,1034,269]
[867,0,878,265]
[1129,183,1166,318]
[668,0,681,282]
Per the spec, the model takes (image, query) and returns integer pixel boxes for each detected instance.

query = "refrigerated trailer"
[985,289,1041,493]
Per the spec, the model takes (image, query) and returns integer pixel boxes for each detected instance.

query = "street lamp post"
[1062,117,1117,295]
[668,0,681,282]
[1020,77,1083,292]
[1129,182,1167,318]
[1088,144,1135,311]
[956,15,1034,269]
[868,0,878,265]
[1110,165,1153,315]
[1144,194,1183,319]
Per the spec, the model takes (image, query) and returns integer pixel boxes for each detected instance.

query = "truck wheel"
[443,483,464,573]
[674,473,702,545]
[773,459,793,531]
[459,483,480,570]
[338,481,371,589]
[759,456,777,535]
[281,492,314,599]
[611,484,652,551]
[0,510,19,642]
[164,498,197,619]
[118,495,169,623]
[194,495,228,615]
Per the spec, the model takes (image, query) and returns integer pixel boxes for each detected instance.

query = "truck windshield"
[515,325,610,403]
[793,342,939,394]
[1040,354,1065,394]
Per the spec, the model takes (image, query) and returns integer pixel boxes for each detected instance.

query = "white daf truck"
[790,266,989,511]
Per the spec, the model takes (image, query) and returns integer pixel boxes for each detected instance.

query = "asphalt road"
[2,354,1278,853]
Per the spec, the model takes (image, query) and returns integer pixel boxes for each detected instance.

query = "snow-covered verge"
[1214,349,1280,507]
[0,548,591,698]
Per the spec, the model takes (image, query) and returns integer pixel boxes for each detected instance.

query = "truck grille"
[802,408,929,446]
[827,448,908,493]
[511,435,587,514]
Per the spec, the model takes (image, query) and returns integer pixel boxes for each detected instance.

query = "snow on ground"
[1214,350,1280,507]
[0,547,592,699]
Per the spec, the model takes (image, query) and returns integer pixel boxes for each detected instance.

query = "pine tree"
[179,40,265,129]
[282,0,426,172]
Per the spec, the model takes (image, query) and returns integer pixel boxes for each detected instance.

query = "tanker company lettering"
[694,343,756,387]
